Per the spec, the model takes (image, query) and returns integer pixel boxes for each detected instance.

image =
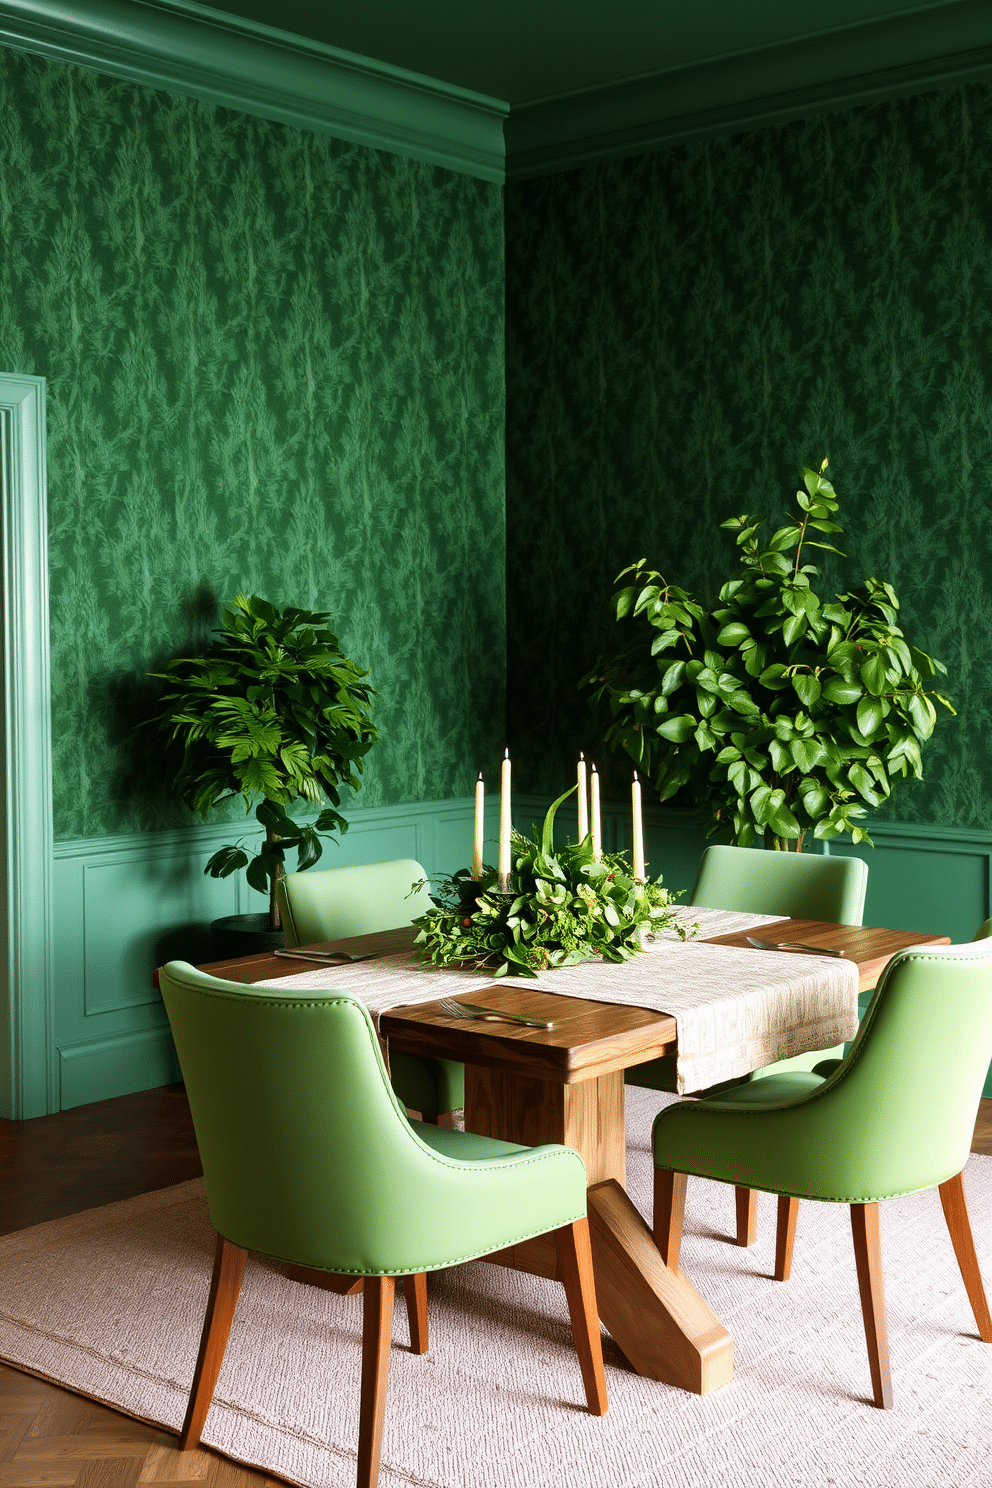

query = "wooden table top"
[703,918,948,995]
[188,918,950,1086]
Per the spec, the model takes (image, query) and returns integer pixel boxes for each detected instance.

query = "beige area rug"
[2,1087,991,1488]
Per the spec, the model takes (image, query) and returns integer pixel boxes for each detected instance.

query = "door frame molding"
[0,372,54,1118]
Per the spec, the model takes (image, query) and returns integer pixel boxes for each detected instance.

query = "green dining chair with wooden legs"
[651,939,992,1408]
[159,961,607,1488]
[627,843,868,1247]
[276,858,464,1126]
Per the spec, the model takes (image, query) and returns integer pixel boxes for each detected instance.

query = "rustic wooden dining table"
[193,917,947,1397]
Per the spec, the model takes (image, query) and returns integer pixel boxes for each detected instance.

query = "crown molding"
[505,0,992,179]
[0,0,507,182]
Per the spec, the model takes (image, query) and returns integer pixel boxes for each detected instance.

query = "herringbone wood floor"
[2,1086,992,1487]
[0,1086,282,1487]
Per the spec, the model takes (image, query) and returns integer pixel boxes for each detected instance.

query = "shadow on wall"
[87,584,220,833]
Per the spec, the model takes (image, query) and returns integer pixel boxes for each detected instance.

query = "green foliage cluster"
[150,596,377,912]
[584,464,954,849]
[414,787,688,977]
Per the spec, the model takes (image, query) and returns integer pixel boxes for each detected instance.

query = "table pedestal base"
[465,1066,734,1393]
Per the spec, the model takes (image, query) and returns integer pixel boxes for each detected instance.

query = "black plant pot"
[210,913,285,961]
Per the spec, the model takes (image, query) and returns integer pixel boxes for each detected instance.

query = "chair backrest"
[691,844,868,925]
[159,962,481,1274]
[276,858,431,947]
[799,940,992,1196]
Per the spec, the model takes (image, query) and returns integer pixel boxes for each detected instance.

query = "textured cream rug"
[2,1087,991,1488]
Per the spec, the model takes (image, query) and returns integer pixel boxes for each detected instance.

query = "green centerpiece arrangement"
[149,594,377,930]
[583,461,953,850]
[414,786,688,977]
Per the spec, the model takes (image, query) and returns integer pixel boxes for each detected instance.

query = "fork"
[438,997,555,1029]
[745,935,846,958]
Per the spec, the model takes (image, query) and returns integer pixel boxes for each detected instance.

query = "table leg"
[465,1065,734,1393]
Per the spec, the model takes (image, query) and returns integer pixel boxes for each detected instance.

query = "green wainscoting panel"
[49,794,497,1111]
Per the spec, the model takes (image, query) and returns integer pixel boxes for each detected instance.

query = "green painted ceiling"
[149,0,979,104]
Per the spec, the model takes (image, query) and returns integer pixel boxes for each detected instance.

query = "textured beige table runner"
[256,907,859,1093]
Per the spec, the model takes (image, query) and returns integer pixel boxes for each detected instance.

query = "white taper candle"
[631,770,645,879]
[498,750,512,891]
[472,773,485,880]
[577,753,589,841]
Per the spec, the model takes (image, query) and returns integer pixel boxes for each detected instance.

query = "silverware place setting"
[745,935,846,958]
[438,997,555,1029]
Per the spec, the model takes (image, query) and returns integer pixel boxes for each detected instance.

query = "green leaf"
[790,737,824,773]
[856,696,884,736]
[861,654,887,695]
[660,660,686,696]
[821,676,863,705]
[656,714,696,742]
[782,611,806,646]
[204,845,249,879]
[792,673,821,707]
[798,785,830,817]
[716,621,750,646]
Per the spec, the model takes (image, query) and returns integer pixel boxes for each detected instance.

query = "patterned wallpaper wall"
[0,48,505,840]
[505,83,992,828]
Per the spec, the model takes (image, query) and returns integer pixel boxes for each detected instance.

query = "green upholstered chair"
[651,939,992,1408]
[159,961,607,1488]
[627,844,868,1245]
[276,858,464,1125]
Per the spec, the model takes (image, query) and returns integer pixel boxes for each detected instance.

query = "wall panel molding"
[50,793,493,1110]
[46,794,992,1107]
[0,373,54,1120]
[0,0,507,181]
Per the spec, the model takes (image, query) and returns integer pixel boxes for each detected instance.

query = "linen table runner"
[256,907,859,1093]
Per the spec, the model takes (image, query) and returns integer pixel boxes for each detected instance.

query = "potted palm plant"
[150,594,377,947]
[583,462,953,849]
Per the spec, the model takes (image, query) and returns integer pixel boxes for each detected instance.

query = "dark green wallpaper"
[0,47,505,840]
[505,83,992,827]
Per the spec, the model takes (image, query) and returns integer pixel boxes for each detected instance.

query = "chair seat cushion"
[703,1071,825,1107]
[414,1124,532,1162]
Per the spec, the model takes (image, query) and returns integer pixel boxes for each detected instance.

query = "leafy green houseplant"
[414,787,688,977]
[150,595,377,929]
[584,462,953,850]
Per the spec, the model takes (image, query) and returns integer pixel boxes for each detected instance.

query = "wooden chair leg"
[653,1168,687,1270]
[554,1218,608,1415]
[402,1273,429,1354]
[358,1276,395,1488]
[774,1196,799,1282]
[735,1186,758,1247]
[850,1203,892,1409]
[180,1233,248,1450]
[938,1172,992,1341]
